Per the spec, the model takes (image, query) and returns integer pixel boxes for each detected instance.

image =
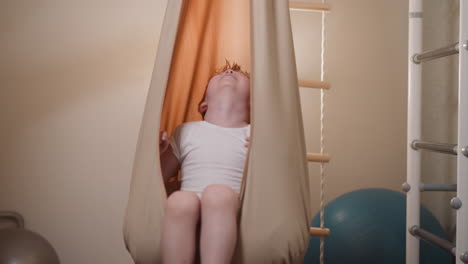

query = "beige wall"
[0,1,167,263]
[292,0,408,220]
[0,0,435,263]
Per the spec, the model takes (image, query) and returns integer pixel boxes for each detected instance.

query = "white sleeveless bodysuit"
[169,121,250,199]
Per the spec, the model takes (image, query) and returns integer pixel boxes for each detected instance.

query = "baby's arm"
[159,131,180,183]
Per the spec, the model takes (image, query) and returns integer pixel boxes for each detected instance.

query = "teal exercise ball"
[302,188,453,264]
[0,228,60,264]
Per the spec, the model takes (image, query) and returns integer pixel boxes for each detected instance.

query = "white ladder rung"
[412,42,459,63]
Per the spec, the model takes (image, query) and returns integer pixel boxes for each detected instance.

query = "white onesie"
[169,121,250,199]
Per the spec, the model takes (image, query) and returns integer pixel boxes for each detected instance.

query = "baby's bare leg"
[161,191,201,264]
[200,184,240,264]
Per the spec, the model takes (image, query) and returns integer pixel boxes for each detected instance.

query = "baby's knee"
[165,191,201,218]
[201,184,239,209]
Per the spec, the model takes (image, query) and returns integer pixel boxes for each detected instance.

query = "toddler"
[159,62,250,264]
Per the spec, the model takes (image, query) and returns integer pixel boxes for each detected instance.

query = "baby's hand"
[160,131,169,153]
[244,137,250,148]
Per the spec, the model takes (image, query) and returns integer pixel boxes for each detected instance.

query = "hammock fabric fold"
[123,0,311,263]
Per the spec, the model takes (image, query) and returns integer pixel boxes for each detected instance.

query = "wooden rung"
[307,153,331,163]
[299,80,331,89]
[289,2,331,11]
[310,227,330,237]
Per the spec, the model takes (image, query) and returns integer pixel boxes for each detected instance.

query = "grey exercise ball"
[0,228,60,264]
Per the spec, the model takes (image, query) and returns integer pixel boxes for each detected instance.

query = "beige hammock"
[123,0,311,263]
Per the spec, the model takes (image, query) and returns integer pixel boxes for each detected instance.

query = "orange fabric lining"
[160,0,251,136]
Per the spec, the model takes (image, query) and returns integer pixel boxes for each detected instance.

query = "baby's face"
[206,69,250,102]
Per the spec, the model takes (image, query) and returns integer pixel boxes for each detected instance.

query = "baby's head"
[199,61,250,123]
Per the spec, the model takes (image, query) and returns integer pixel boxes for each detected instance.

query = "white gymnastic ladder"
[405,0,468,263]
